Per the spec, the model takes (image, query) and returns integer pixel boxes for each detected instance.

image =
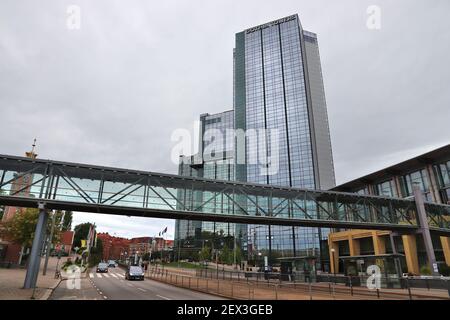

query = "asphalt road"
[86,267,224,300]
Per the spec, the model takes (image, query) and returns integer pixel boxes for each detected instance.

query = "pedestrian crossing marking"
[91,272,127,279]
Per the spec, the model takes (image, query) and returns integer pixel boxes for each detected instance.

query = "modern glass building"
[234,14,335,269]
[175,14,336,270]
[175,111,245,260]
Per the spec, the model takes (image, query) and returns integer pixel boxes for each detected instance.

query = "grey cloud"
[1,0,449,238]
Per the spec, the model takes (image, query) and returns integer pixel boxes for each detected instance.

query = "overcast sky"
[1,0,449,239]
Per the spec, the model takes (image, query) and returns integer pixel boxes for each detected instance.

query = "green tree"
[73,222,94,250]
[5,208,61,248]
[220,244,232,265]
[199,245,211,262]
[233,246,242,265]
[61,211,73,231]
[88,238,103,267]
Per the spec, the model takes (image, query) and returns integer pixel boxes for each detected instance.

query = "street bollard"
[406,278,412,300]
[328,282,332,295]
[376,288,380,299]
[309,280,312,300]
[332,281,335,299]
[349,276,353,296]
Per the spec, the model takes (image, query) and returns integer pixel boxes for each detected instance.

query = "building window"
[434,160,450,187]
[356,187,370,195]
[375,180,396,197]
[400,169,432,201]
[434,160,450,204]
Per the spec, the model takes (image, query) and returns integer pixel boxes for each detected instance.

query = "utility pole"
[43,211,56,275]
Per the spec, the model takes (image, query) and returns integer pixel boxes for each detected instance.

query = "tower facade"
[234,14,335,269]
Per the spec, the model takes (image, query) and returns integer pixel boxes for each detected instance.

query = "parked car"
[96,262,109,273]
[108,260,117,268]
[125,265,145,281]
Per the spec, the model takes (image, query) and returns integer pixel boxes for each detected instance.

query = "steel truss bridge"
[0,154,449,235]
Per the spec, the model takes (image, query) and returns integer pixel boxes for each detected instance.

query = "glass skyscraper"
[175,111,244,260]
[175,14,335,270]
[234,14,335,269]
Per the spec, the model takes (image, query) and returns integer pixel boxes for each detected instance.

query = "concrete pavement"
[0,256,63,300]
[50,277,103,300]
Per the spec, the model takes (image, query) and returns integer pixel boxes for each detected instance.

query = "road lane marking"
[137,288,146,292]
[96,273,102,278]
[110,273,118,278]
[89,273,94,278]
[156,295,171,300]
[103,274,109,278]
[127,283,134,287]
[103,296,107,299]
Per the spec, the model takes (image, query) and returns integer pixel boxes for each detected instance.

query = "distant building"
[0,147,37,266]
[97,233,171,262]
[97,232,131,261]
[58,230,74,255]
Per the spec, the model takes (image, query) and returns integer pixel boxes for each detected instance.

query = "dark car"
[125,266,145,281]
[96,262,109,273]
[108,260,117,268]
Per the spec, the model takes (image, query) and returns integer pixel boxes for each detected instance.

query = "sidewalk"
[0,256,65,300]
[50,276,102,300]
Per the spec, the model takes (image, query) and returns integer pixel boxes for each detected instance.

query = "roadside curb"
[39,278,63,300]
[146,275,231,300]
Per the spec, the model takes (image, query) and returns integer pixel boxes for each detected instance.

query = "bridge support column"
[372,231,386,255]
[24,203,48,289]
[402,234,419,275]
[441,236,450,267]
[413,184,439,276]
[348,235,360,256]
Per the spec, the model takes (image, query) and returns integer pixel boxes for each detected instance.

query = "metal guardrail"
[194,268,450,293]
[148,267,450,300]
